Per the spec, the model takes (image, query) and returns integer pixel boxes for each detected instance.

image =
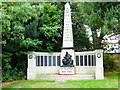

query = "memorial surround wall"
[27,3,104,80]
[27,50,104,80]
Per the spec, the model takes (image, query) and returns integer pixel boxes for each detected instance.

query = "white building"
[103,34,120,53]
[85,26,119,53]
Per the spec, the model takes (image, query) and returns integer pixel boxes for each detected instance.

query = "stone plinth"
[33,74,95,80]
[59,67,74,75]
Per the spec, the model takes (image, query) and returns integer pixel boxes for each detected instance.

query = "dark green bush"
[3,67,26,82]
[103,54,120,72]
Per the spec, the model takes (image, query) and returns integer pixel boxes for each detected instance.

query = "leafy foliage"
[2,2,62,81]
[75,2,120,49]
[71,3,92,51]
[3,67,26,82]
[103,54,119,72]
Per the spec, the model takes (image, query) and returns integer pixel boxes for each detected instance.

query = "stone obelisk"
[61,3,75,67]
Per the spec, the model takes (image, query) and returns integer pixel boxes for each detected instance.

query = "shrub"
[2,52,27,82]
[103,54,120,72]
[2,67,26,82]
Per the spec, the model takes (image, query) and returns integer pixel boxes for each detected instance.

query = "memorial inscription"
[62,2,73,47]
[60,67,74,74]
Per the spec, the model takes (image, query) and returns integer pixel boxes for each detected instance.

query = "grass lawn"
[2,72,119,88]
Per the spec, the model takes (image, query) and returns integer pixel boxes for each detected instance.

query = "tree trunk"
[92,30,103,50]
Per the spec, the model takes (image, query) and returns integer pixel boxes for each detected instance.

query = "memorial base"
[59,67,74,75]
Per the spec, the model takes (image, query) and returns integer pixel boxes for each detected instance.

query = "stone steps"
[34,74,95,80]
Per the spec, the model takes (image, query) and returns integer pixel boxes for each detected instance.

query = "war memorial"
[27,3,104,80]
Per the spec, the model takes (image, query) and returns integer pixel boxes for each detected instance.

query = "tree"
[72,2,120,50]
[2,2,62,81]
[71,2,93,51]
